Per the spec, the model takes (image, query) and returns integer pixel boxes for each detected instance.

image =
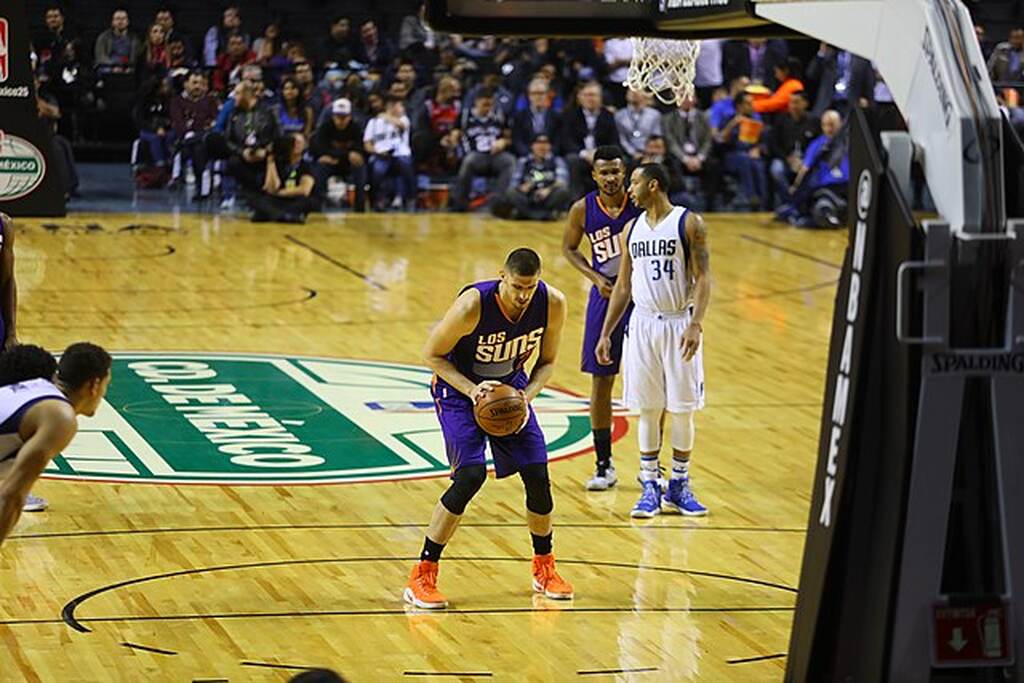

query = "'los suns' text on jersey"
[588,226,623,264]
[474,328,545,364]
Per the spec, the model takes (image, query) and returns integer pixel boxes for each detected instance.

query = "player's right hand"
[594,275,614,299]
[470,381,502,404]
[595,336,613,366]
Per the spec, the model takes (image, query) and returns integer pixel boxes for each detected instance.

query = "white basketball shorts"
[622,308,705,413]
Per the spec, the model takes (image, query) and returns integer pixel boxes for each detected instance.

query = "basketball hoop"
[625,37,701,106]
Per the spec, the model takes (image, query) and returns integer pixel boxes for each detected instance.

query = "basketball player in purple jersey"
[0,213,46,513]
[562,146,641,491]
[404,248,573,609]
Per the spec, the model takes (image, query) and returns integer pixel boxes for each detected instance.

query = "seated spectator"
[212,32,256,96]
[363,95,416,211]
[464,68,515,120]
[776,110,849,228]
[766,90,819,208]
[252,22,283,67]
[988,27,1024,82]
[752,57,804,114]
[49,39,94,142]
[708,77,750,136]
[320,16,356,68]
[170,71,219,200]
[411,75,463,176]
[356,20,395,69]
[561,81,618,200]
[720,91,768,209]
[206,81,280,194]
[661,96,720,210]
[204,5,249,68]
[248,133,318,223]
[511,72,565,115]
[615,89,662,166]
[36,76,79,200]
[294,61,332,123]
[94,8,143,73]
[311,98,368,211]
[139,23,171,82]
[33,5,79,75]
[392,60,420,99]
[276,77,314,136]
[492,134,570,221]
[155,6,192,61]
[133,78,175,186]
[451,88,515,212]
[511,78,559,157]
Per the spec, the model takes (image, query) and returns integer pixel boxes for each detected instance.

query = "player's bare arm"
[562,200,612,297]
[682,211,711,362]
[0,401,78,546]
[0,214,17,350]
[595,219,636,364]
[422,289,496,403]
[522,286,567,402]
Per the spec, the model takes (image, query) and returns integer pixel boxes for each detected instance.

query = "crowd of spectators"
[28,3,1024,225]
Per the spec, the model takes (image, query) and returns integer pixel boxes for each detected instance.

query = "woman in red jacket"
[753,57,805,115]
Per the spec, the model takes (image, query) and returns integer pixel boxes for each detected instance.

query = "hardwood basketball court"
[0,210,847,681]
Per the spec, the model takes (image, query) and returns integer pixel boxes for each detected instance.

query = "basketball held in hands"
[473,384,528,437]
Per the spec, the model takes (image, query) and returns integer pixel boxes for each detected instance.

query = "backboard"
[425,0,798,39]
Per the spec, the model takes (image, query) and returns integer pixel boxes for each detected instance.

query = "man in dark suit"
[560,81,618,199]
[723,39,789,90]
[661,97,721,210]
[806,43,875,116]
[512,78,560,158]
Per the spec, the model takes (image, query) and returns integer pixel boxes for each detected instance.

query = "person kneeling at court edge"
[248,132,320,224]
[0,343,112,547]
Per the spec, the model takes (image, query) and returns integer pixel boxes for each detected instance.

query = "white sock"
[671,456,690,481]
[640,454,660,482]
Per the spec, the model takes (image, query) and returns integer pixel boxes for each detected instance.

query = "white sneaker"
[219,196,236,211]
[586,466,618,491]
[22,494,48,512]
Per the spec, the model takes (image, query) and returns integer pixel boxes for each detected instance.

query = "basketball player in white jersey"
[596,163,711,517]
[0,342,112,546]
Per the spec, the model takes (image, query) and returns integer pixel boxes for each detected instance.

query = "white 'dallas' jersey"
[0,379,68,461]
[628,205,691,314]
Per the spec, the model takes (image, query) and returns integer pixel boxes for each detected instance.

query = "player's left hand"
[680,323,702,361]
[3,336,17,351]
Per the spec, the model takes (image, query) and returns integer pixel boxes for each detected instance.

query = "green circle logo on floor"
[0,135,46,201]
[46,353,623,485]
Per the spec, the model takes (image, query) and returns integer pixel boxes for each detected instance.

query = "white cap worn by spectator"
[332,98,352,116]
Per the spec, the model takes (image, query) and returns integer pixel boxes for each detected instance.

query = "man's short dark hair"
[187,69,207,81]
[505,248,542,277]
[155,5,176,17]
[638,162,670,193]
[0,345,58,386]
[791,90,808,101]
[593,145,624,164]
[44,5,65,14]
[733,91,752,107]
[383,94,404,106]
[57,343,111,391]
[475,87,496,102]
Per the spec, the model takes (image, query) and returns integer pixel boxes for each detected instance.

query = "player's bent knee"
[670,411,695,452]
[520,464,553,516]
[440,464,486,515]
[638,408,662,453]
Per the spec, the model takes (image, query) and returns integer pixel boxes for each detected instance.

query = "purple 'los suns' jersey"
[584,192,642,279]
[438,279,548,393]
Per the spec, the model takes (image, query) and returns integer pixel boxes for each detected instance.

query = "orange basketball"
[473,384,528,437]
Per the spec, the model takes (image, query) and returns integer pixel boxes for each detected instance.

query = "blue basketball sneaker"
[661,478,708,516]
[630,480,662,518]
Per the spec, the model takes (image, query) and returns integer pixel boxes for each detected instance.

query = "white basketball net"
[625,38,701,105]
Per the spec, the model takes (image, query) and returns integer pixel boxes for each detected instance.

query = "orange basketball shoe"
[404,560,448,609]
[532,554,574,600]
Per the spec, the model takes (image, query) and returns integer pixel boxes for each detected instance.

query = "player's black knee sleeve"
[440,465,486,515]
[520,463,553,516]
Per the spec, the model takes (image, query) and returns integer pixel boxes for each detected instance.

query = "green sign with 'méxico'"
[45,353,619,485]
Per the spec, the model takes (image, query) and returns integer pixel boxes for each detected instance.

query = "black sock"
[531,532,553,556]
[593,428,612,469]
[421,537,445,562]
